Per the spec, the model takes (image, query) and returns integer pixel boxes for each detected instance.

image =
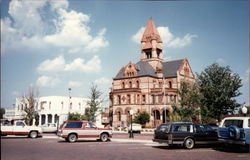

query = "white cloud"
[132,26,197,49]
[216,58,226,65]
[68,81,81,88]
[94,77,111,85]
[168,34,198,48]
[36,75,61,87]
[37,55,65,73]
[37,55,101,73]
[64,55,101,73]
[131,27,145,44]
[1,0,109,55]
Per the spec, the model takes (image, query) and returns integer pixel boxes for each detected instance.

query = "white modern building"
[15,96,102,126]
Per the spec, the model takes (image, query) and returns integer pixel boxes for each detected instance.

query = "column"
[52,114,55,124]
[45,114,48,125]
[39,115,42,126]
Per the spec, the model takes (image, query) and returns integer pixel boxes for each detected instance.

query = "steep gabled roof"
[163,59,184,78]
[113,59,185,80]
[141,17,162,43]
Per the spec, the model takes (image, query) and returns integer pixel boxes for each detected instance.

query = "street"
[1,133,249,160]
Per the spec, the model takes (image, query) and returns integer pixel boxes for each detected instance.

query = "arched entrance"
[162,109,170,123]
[152,110,161,127]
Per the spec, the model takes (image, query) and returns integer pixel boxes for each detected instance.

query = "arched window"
[118,111,121,121]
[169,81,172,88]
[118,95,121,104]
[122,82,125,89]
[136,81,140,88]
[129,81,132,88]
[127,94,131,104]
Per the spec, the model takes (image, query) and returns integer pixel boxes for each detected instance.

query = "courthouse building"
[109,18,195,128]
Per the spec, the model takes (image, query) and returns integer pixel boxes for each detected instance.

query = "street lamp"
[68,88,72,111]
[129,110,134,138]
[242,106,247,117]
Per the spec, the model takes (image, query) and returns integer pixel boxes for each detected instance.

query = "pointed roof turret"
[141,17,162,43]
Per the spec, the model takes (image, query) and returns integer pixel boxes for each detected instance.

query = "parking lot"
[1,133,249,160]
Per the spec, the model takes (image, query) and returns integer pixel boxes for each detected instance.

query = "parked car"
[206,123,218,131]
[41,123,58,133]
[57,121,112,143]
[0,120,42,138]
[128,123,142,133]
[218,117,250,149]
[153,122,218,149]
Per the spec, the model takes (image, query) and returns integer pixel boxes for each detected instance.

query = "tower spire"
[141,17,162,43]
[140,18,163,65]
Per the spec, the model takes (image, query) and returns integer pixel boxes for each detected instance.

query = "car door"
[13,121,29,135]
[80,122,100,138]
[172,124,193,142]
[155,124,171,140]
[1,122,14,135]
[193,125,207,142]
[203,125,218,141]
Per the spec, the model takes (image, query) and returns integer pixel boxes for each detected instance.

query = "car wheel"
[68,134,77,143]
[100,133,109,142]
[29,131,38,138]
[184,138,195,149]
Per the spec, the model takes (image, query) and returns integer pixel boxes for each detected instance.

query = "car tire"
[184,138,195,149]
[68,134,77,143]
[29,131,38,139]
[100,133,109,142]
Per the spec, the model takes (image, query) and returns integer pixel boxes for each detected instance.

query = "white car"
[128,123,142,133]
[41,123,58,133]
[1,120,42,138]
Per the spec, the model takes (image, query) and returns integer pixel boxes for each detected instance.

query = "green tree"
[21,86,39,125]
[197,63,242,122]
[68,113,86,121]
[85,84,103,122]
[178,81,201,122]
[133,111,150,127]
[0,108,5,119]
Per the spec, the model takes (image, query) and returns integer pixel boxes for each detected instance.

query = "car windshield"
[223,120,243,128]
[158,124,171,133]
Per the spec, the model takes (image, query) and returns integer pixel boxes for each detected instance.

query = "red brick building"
[109,18,195,128]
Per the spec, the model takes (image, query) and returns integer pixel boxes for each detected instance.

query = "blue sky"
[1,0,249,108]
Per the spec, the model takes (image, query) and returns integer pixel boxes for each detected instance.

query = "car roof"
[222,117,250,120]
[66,121,93,123]
[162,122,194,125]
